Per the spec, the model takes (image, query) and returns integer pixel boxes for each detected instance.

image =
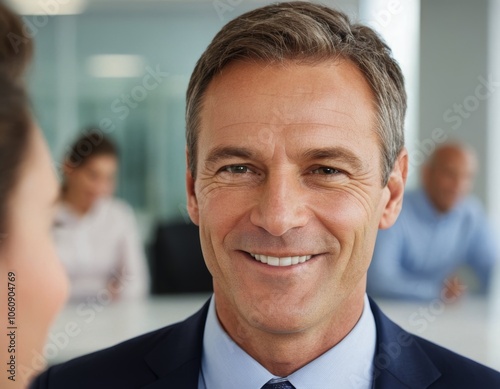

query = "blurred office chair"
[150,221,213,294]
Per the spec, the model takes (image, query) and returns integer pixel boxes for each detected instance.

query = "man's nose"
[250,171,309,236]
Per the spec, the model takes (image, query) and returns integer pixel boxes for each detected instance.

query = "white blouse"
[53,197,149,301]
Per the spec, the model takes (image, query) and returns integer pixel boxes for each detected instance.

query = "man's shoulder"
[370,299,500,387]
[458,195,487,218]
[30,301,210,389]
[413,334,500,385]
[32,325,171,387]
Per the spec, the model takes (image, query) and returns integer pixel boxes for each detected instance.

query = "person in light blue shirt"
[368,144,497,300]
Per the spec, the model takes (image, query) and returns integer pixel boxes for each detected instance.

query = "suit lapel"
[141,299,211,389]
[369,299,441,389]
[138,297,443,388]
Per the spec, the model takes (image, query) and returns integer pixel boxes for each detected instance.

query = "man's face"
[424,148,476,213]
[187,60,406,335]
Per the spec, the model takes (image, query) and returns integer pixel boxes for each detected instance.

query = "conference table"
[43,294,500,371]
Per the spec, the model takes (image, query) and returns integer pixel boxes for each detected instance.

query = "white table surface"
[44,294,500,371]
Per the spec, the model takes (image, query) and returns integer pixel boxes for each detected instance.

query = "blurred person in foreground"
[0,2,68,388]
[0,0,32,82]
[54,131,149,301]
[368,143,497,300]
[30,2,500,388]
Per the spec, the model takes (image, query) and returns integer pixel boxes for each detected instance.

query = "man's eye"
[311,167,341,175]
[222,165,251,174]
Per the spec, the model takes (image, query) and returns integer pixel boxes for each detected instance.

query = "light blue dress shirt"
[198,295,376,389]
[367,189,497,300]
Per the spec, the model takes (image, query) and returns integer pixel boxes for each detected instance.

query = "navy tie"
[261,379,295,389]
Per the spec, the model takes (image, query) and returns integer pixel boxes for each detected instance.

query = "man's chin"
[234,310,312,340]
[238,295,316,331]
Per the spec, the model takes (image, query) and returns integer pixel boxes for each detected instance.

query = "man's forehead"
[432,146,477,169]
[204,58,371,97]
[199,60,376,134]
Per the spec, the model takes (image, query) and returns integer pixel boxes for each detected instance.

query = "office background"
[12,0,498,239]
[15,0,500,302]
[6,0,500,370]
[8,0,500,294]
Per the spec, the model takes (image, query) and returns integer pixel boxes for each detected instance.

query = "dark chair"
[150,221,213,294]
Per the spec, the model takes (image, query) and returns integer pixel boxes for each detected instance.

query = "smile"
[249,253,313,267]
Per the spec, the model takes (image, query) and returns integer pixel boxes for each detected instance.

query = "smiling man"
[31,2,500,388]
[188,58,401,386]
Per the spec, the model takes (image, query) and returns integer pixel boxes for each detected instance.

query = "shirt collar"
[201,294,376,389]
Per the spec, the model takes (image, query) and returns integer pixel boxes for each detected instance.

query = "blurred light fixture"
[86,55,146,78]
[6,0,88,15]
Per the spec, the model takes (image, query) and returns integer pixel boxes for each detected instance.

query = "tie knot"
[261,378,295,389]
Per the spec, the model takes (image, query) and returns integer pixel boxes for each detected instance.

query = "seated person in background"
[0,3,69,387]
[368,143,497,300]
[54,131,149,301]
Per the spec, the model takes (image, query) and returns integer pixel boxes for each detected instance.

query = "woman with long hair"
[0,3,68,387]
[54,131,149,301]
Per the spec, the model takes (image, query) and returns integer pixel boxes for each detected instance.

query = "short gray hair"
[186,1,406,185]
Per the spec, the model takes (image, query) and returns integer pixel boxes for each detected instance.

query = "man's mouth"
[249,253,313,267]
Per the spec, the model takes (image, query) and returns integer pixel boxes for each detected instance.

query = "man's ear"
[186,148,200,225]
[379,148,408,230]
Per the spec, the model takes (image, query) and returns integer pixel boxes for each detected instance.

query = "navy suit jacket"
[30,299,500,388]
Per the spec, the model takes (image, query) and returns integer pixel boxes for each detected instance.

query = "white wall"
[419,0,489,203]
[487,0,500,306]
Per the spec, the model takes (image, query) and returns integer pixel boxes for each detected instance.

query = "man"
[368,144,497,300]
[30,2,500,388]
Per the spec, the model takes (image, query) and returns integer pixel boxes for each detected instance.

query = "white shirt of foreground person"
[53,197,149,301]
[199,295,376,389]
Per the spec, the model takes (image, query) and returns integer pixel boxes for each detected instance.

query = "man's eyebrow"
[204,145,367,171]
[205,146,255,165]
[302,147,366,171]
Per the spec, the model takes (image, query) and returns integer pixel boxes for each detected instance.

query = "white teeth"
[251,253,312,267]
[267,256,279,266]
[280,257,292,266]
